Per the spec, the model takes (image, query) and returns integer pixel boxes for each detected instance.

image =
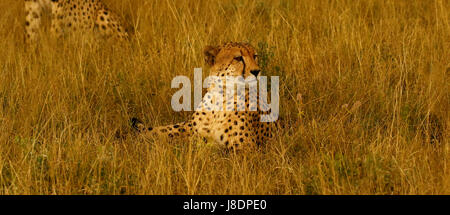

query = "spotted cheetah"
[24,0,128,44]
[132,42,278,151]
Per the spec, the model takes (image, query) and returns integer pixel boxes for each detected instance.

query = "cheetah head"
[203,42,261,79]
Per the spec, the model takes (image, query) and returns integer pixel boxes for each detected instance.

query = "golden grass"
[0,0,449,194]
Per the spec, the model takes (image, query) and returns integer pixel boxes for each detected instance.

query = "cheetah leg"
[225,135,257,151]
[131,118,193,139]
[49,0,63,39]
[24,0,43,45]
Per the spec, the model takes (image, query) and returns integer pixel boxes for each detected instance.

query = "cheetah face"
[203,43,261,80]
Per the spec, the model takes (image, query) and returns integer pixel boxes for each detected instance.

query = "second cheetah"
[24,0,128,44]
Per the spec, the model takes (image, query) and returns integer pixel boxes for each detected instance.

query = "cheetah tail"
[131,117,192,139]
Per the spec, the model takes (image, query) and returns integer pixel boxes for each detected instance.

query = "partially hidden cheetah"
[132,42,279,151]
[24,0,128,44]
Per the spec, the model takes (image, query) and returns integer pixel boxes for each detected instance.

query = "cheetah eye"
[234,56,243,61]
[253,54,258,60]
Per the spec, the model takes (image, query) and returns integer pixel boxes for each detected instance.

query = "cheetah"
[132,42,279,151]
[24,0,128,44]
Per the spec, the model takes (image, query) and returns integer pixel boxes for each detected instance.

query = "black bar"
[0,195,448,214]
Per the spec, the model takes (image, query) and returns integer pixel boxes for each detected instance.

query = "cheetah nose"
[250,69,260,77]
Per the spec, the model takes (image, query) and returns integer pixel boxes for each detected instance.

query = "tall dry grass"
[0,0,448,194]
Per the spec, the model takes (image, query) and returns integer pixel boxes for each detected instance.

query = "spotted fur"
[24,0,128,44]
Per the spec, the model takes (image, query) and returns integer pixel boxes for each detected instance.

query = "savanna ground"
[0,0,449,195]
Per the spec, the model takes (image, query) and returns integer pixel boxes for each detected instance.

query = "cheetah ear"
[203,45,220,66]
